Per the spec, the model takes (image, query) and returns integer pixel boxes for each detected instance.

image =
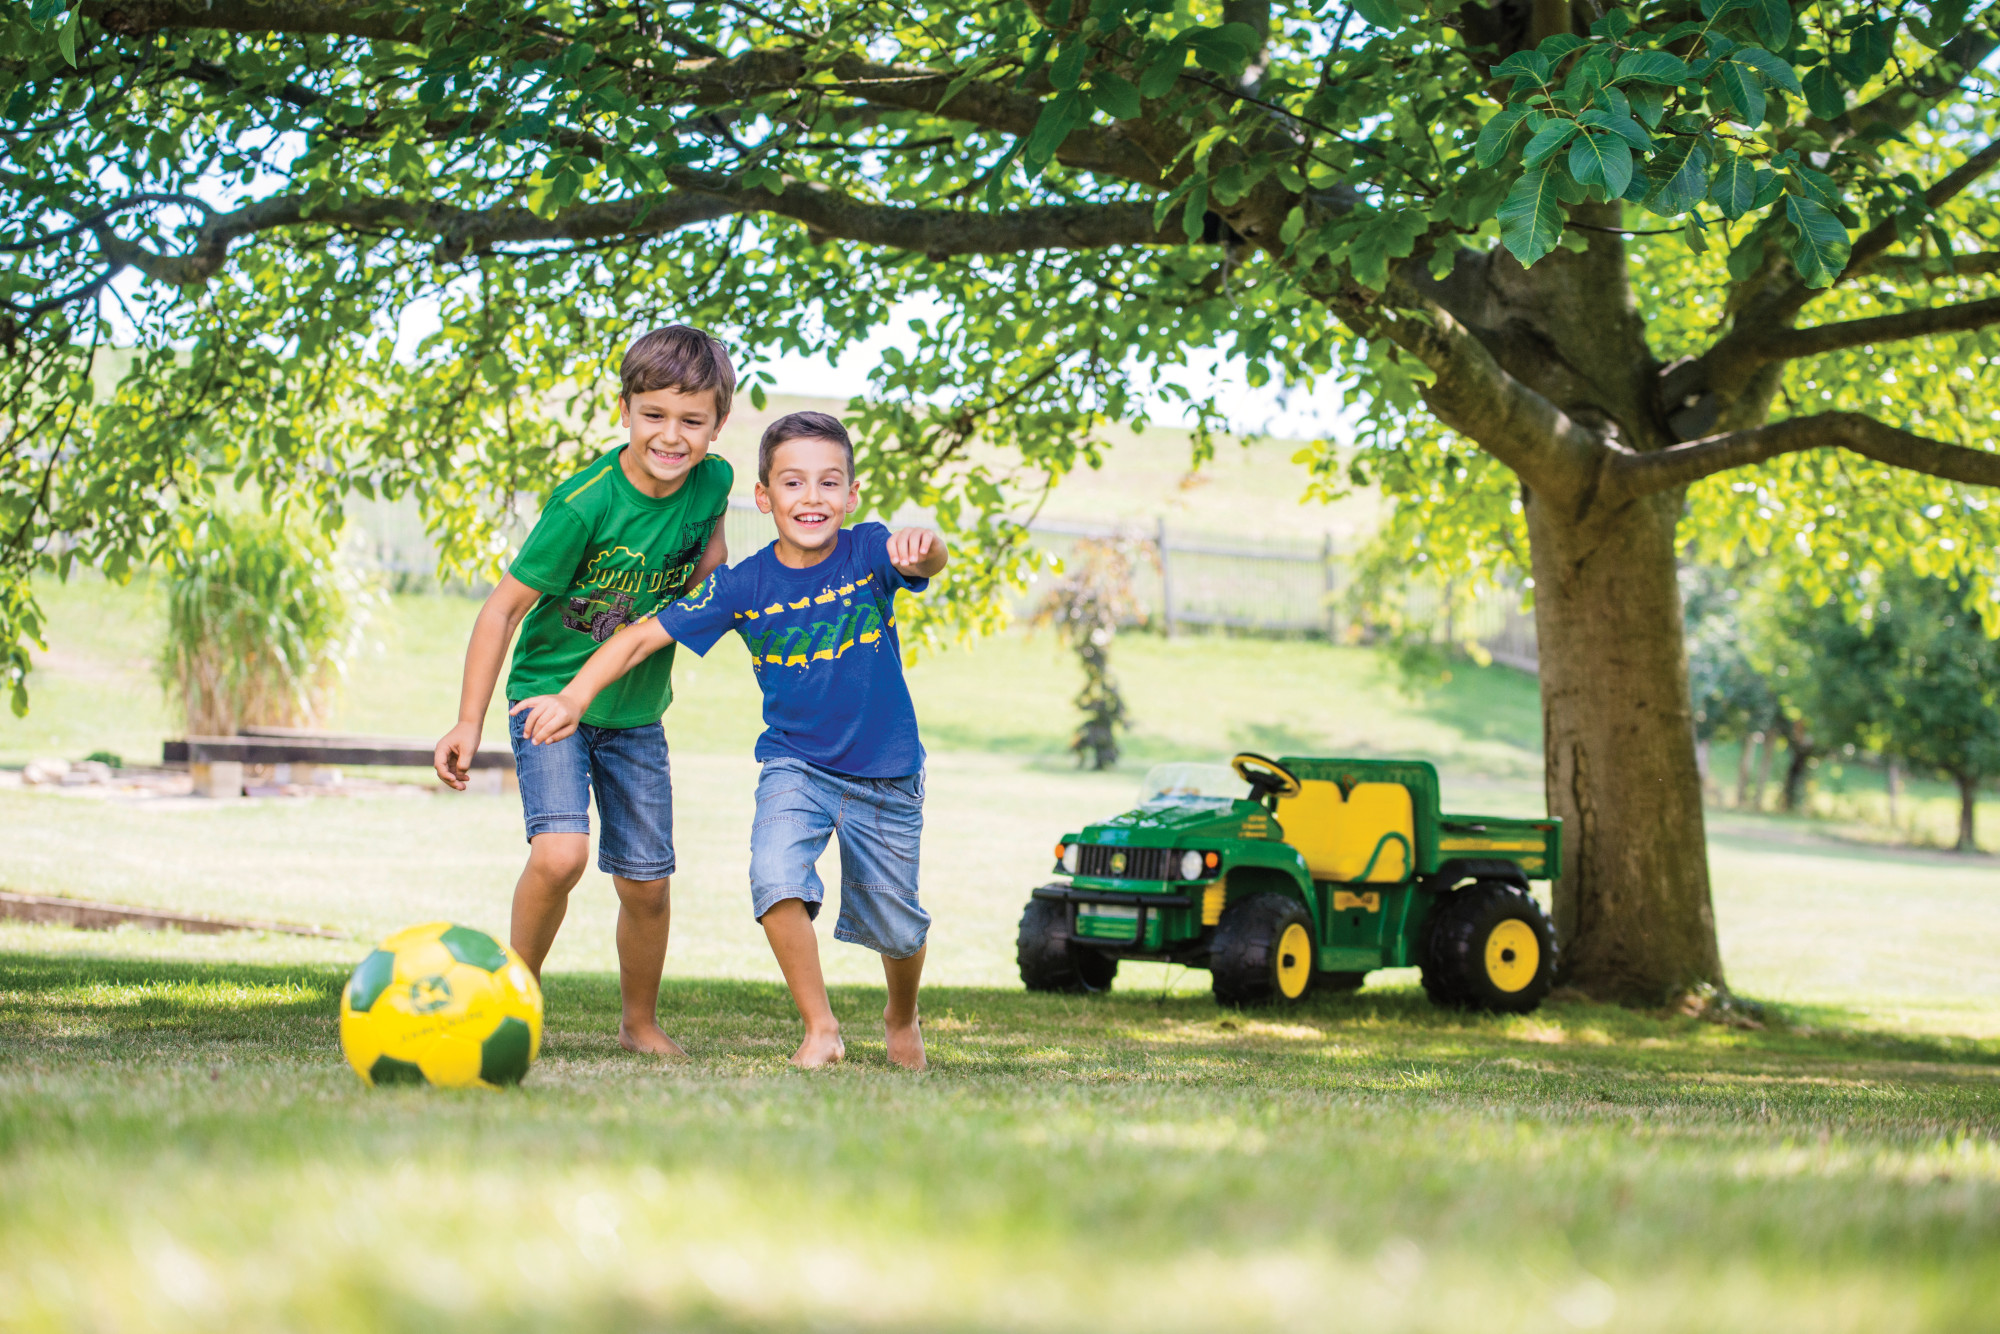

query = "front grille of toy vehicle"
[1075,845,1177,881]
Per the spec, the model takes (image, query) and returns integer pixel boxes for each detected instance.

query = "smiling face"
[756,435,859,566]
[617,385,725,497]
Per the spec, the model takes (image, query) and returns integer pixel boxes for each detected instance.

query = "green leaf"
[1579,108,1652,151]
[1180,175,1209,246]
[1537,34,1588,58]
[1023,91,1083,170]
[1522,117,1581,167]
[1569,130,1633,197]
[1347,209,1428,289]
[1751,167,1784,210]
[1090,71,1142,120]
[1490,51,1550,84]
[1474,106,1531,168]
[1641,137,1711,215]
[1351,0,1403,29]
[1832,21,1893,83]
[1628,84,1667,128]
[1732,46,1802,96]
[1612,51,1690,86]
[1746,0,1790,50]
[1785,194,1851,287]
[1911,0,1971,48]
[1138,42,1185,98]
[1793,166,1842,212]
[55,8,77,66]
[1685,214,1710,253]
[1802,65,1846,120]
[1709,152,1757,219]
[1499,166,1565,266]
[1050,40,1088,91]
[1713,58,1766,127]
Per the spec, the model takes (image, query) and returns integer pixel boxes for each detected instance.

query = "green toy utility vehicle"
[1018,753,1562,1011]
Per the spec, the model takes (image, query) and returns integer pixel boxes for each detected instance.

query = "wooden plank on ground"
[0,891,346,938]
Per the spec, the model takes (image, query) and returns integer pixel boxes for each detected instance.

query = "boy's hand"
[511,693,584,746]
[433,721,482,791]
[887,526,948,578]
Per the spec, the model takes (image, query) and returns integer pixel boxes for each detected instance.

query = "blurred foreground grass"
[3,942,1996,1334]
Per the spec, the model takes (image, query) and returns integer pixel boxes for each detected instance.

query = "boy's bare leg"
[510,832,590,978]
[612,874,686,1057]
[882,945,927,1071]
[758,899,844,1068]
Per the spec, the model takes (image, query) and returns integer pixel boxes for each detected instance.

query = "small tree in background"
[1872,577,2000,851]
[159,512,371,736]
[1035,539,1147,772]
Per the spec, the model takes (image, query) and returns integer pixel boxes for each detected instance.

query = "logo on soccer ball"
[406,975,454,1013]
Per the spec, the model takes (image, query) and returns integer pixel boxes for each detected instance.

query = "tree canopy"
[6,0,1999,998]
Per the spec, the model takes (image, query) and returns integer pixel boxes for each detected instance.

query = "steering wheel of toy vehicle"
[1231,752,1302,802]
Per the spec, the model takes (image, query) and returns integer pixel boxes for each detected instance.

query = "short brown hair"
[619,325,735,417]
[759,411,854,485]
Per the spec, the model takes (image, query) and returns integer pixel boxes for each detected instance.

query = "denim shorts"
[749,756,928,959]
[507,706,674,880]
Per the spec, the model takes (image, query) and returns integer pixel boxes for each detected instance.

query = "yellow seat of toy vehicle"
[1276,781,1414,882]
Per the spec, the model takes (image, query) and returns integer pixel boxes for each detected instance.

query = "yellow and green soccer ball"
[339,922,543,1088]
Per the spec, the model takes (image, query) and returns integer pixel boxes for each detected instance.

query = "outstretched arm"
[433,573,542,789]
[887,526,949,579]
[511,618,677,744]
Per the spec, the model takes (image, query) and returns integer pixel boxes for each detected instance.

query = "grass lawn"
[4,582,2000,1331]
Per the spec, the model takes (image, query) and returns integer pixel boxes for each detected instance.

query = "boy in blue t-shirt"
[511,411,948,1070]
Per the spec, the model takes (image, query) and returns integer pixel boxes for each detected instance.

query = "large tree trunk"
[1527,483,1726,1002]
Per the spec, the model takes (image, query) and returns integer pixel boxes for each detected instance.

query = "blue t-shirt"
[656,521,928,777]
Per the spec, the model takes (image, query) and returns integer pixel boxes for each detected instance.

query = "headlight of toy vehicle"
[1061,842,1079,874]
[1179,849,1205,881]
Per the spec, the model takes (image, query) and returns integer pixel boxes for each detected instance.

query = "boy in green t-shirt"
[432,325,735,1057]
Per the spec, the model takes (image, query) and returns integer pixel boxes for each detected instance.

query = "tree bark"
[1956,773,1980,852]
[1529,483,1725,1002]
[1781,728,1813,813]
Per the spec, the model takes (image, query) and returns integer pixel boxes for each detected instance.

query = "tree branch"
[1815,25,2000,151]
[1753,296,2000,360]
[81,181,1175,290]
[1610,411,2000,497]
[1369,291,1610,505]
[81,0,416,42]
[1873,251,2000,280]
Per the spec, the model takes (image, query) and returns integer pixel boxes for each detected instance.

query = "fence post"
[1321,533,1337,642]
[1156,515,1175,638]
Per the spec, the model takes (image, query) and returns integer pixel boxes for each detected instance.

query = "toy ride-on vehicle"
[1017,754,1563,1011]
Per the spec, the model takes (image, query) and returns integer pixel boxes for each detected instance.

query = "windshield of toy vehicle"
[1138,763,1246,806]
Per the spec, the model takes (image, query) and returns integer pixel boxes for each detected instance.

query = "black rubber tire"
[1313,971,1367,994]
[1017,894,1118,994]
[1210,892,1315,1008]
[1420,880,1557,1013]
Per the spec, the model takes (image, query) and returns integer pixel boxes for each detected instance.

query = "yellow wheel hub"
[1275,922,1312,1000]
[1484,919,1540,993]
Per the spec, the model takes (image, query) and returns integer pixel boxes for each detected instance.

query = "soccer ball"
[339,922,543,1088]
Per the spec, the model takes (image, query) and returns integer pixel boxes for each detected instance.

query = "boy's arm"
[511,618,678,745]
[433,573,543,790]
[886,526,949,579]
[689,514,728,587]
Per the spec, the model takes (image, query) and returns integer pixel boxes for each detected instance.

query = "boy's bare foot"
[618,1020,689,1058]
[791,1028,845,1068]
[884,1008,926,1071]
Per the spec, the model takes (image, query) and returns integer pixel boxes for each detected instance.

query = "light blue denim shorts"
[507,706,674,880]
[749,756,929,959]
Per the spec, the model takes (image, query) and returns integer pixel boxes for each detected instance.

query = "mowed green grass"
[6,582,2000,1331]
[3,936,1998,1334]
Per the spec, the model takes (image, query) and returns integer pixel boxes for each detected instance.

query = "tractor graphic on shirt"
[562,589,635,643]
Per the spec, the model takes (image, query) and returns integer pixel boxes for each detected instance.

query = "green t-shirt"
[506,449,734,728]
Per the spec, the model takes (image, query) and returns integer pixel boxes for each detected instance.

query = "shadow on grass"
[5,952,1996,1077]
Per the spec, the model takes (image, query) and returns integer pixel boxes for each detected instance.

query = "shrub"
[158,511,372,736]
